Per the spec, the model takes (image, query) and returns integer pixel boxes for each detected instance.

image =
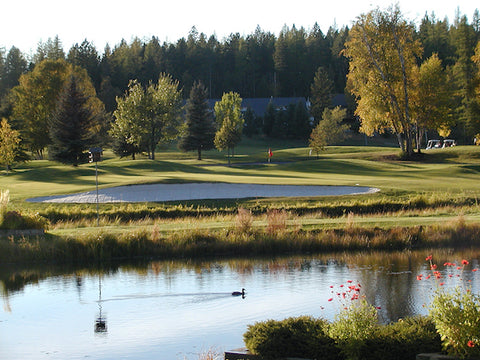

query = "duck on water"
[232,288,246,296]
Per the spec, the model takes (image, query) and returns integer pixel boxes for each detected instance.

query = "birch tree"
[344,5,421,157]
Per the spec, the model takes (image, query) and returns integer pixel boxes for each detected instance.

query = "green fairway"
[3,143,480,203]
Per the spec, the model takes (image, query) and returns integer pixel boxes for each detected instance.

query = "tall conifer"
[49,75,95,165]
[179,81,216,160]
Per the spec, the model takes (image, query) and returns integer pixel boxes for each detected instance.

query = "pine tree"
[48,75,96,166]
[310,66,334,125]
[178,81,216,160]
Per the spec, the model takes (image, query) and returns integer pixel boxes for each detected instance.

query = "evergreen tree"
[450,15,479,140]
[243,107,259,137]
[291,101,312,139]
[49,75,96,166]
[262,101,276,137]
[310,66,334,124]
[1,47,27,93]
[67,40,101,88]
[178,81,216,160]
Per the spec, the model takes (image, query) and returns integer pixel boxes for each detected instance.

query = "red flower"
[416,275,423,281]
[426,255,433,261]
[347,280,353,283]
[462,259,469,266]
[468,340,475,348]
[473,269,478,272]
[328,298,333,302]
[431,264,437,270]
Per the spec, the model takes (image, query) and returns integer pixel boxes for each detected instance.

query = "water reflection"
[95,276,107,334]
[1,249,479,359]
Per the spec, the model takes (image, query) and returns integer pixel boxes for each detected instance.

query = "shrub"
[0,210,49,230]
[420,256,480,359]
[265,209,287,235]
[358,316,441,360]
[243,316,340,360]
[235,207,253,233]
[430,288,480,358]
[328,299,379,360]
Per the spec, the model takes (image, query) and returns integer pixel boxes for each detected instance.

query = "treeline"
[0,8,480,165]
[0,9,475,113]
[0,25,349,114]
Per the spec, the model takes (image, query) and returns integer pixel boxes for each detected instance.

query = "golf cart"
[442,139,456,148]
[426,139,441,149]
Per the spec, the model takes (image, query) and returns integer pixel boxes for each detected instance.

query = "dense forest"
[0,9,475,112]
[0,7,480,164]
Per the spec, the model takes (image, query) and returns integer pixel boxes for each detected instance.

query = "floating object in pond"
[232,288,246,296]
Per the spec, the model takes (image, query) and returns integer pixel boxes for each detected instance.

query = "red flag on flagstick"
[268,148,273,162]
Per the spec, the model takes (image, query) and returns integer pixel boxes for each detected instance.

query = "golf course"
[2,138,480,263]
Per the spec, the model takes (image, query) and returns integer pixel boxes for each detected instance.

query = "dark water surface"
[1,250,479,359]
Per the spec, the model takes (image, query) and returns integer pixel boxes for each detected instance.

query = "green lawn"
[2,140,480,233]
[3,143,480,201]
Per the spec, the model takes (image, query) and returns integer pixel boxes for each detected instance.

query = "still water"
[1,250,480,360]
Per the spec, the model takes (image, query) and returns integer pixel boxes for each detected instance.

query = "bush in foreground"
[243,315,441,360]
[243,316,340,360]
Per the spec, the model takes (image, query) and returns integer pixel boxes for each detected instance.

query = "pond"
[1,250,479,360]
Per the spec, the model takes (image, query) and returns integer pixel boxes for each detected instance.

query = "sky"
[1,0,478,55]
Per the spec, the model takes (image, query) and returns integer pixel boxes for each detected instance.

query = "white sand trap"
[26,183,380,203]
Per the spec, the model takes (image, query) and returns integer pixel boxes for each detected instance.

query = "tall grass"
[36,193,480,228]
[2,220,480,264]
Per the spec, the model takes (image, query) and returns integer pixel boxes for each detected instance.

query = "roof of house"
[204,95,346,117]
[207,97,307,116]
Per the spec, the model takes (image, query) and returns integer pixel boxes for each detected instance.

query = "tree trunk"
[197,147,202,160]
[396,133,405,152]
[416,125,423,153]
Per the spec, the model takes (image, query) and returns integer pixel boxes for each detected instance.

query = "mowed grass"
[3,142,480,201]
[2,139,480,232]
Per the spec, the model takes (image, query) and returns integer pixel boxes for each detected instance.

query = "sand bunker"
[26,183,379,203]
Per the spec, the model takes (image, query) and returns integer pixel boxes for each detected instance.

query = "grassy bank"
[2,215,480,264]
